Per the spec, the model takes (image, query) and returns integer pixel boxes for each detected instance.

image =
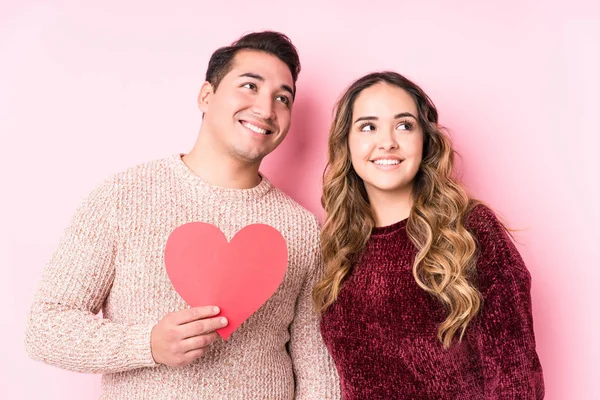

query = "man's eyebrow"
[239,73,294,97]
[353,112,418,124]
[239,72,264,81]
[280,84,294,98]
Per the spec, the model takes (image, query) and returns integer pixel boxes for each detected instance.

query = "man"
[25,31,340,399]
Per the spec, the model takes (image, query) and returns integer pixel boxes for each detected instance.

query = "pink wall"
[2,1,598,398]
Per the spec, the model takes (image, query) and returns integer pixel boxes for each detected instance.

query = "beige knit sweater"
[25,154,341,400]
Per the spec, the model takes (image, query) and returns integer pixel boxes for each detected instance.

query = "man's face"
[198,50,295,166]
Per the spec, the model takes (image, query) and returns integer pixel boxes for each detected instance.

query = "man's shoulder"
[110,155,174,183]
[265,185,321,231]
[87,155,176,200]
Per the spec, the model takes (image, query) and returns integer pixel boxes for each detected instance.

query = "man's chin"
[231,150,268,165]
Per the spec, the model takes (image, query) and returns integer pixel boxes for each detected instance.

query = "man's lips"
[240,120,274,135]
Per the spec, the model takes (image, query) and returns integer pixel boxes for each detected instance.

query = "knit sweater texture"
[25,154,341,400]
[320,204,544,399]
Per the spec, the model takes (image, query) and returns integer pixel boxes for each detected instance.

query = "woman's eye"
[360,124,376,132]
[396,121,413,131]
[242,83,257,90]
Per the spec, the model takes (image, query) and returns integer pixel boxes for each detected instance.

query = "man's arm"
[289,216,341,399]
[24,176,157,374]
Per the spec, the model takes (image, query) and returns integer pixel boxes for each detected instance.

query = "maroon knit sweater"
[321,205,544,399]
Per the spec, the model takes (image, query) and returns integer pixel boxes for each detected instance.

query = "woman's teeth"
[373,159,400,165]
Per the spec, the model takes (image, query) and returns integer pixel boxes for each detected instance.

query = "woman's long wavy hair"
[313,71,482,348]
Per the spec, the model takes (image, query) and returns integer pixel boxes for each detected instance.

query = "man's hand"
[150,306,228,367]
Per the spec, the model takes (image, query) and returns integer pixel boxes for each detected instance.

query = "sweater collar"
[168,154,272,200]
[371,218,408,236]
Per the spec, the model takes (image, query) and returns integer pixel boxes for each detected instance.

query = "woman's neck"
[367,186,413,227]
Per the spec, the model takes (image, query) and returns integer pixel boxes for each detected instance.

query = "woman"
[315,72,544,399]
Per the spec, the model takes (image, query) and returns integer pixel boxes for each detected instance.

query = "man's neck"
[182,140,261,190]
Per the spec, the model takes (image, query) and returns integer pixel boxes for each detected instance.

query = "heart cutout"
[164,222,288,340]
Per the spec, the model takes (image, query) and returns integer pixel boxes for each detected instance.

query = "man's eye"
[242,83,257,90]
[276,95,290,105]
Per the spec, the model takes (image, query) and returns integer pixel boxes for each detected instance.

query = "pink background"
[1,1,598,398]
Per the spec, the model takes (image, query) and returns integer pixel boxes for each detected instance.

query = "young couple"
[25,31,544,399]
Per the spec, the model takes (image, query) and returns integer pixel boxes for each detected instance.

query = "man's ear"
[197,81,214,113]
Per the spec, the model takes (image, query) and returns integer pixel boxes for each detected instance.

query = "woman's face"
[348,82,424,200]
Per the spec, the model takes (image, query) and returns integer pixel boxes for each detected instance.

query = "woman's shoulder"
[465,201,530,282]
[465,202,499,229]
[464,202,508,245]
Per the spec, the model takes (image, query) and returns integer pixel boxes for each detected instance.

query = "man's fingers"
[170,306,221,325]
[181,331,220,352]
[181,316,228,338]
[182,348,207,364]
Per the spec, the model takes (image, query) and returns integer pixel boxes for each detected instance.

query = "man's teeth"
[242,121,268,135]
[373,159,400,165]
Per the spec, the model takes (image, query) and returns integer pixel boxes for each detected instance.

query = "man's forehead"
[227,50,293,85]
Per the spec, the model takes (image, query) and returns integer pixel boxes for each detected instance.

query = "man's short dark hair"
[205,31,301,96]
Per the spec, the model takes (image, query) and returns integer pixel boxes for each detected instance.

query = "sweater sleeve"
[467,205,544,399]
[289,216,341,400]
[24,176,157,374]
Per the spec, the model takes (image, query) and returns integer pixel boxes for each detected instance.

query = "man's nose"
[251,93,275,120]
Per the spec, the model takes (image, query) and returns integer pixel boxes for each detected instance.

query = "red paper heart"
[164,222,288,340]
